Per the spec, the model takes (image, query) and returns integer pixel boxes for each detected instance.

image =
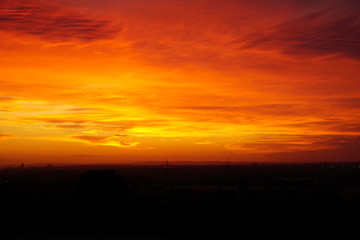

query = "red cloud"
[72,135,108,143]
[239,7,360,59]
[0,0,121,42]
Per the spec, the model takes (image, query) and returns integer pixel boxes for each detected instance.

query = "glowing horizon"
[1,0,360,165]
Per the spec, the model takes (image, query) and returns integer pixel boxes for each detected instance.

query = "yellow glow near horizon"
[1,0,360,164]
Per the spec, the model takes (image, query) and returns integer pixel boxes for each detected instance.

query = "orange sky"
[1,0,360,165]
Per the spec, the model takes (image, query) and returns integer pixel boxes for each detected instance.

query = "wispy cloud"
[0,133,12,139]
[226,134,360,153]
[72,135,139,148]
[72,135,108,143]
[239,7,360,59]
[0,96,15,101]
[0,0,120,42]
[56,124,85,129]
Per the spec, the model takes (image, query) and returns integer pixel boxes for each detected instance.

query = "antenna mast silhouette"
[324,155,328,168]
[226,156,229,178]
[164,158,171,185]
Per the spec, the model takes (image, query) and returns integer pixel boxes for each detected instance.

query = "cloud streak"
[72,135,139,148]
[0,0,120,42]
[240,7,360,59]
[0,96,15,101]
[0,133,12,139]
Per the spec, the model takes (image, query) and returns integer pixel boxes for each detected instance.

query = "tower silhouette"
[226,156,230,178]
[164,158,171,186]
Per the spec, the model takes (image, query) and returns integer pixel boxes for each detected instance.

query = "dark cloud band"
[0,1,120,42]
[240,6,360,59]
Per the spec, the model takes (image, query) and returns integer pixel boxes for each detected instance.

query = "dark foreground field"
[1,163,360,240]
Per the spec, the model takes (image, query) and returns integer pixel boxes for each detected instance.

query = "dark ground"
[0,163,360,240]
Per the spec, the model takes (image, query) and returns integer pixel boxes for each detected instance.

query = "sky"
[0,0,360,165]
